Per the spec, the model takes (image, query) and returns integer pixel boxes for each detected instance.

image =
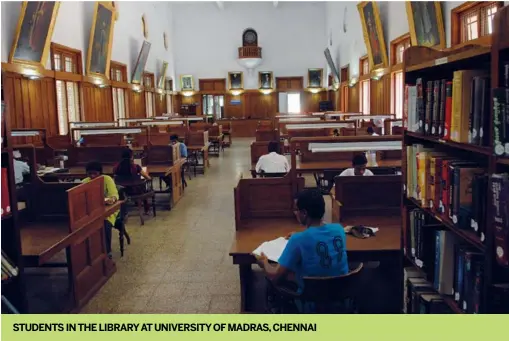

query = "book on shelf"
[405,85,418,132]
[490,174,509,268]
[492,88,509,156]
[1,167,11,217]
[406,276,453,314]
[491,283,509,313]
[434,230,462,295]
[403,267,424,313]
[416,78,425,134]
[461,250,483,313]
[1,250,18,279]
[503,61,509,88]
[444,81,453,139]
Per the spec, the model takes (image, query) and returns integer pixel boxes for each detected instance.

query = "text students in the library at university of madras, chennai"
[255,189,349,313]
[255,141,290,174]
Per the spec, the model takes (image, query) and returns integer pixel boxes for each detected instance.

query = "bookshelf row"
[401,6,509,314]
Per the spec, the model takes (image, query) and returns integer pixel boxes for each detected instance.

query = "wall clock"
[242,28,258,46]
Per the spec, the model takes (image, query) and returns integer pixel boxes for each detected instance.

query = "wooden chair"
[259,171,288,178]
[272,263,364,313]
[114,178,156,226]
[115,186,131,257]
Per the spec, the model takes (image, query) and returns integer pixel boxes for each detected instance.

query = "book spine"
[418,152,427,205]
[463,252,473,312]
[441,160,450,215]
[506,88,509,155]
[439,79,446,137]
[432,80,440,136]
[493,89,505,156]
[404,84,409,129]
[429,157,436,210]
[472,260,483,313]
[417,78,425,134]
[480,77,491,146]
[493,175,509,267]
[454,246,464,302]
[491,285,509,313]
[451,72,462,142]
[471,174,479,235]
[444,81,453,140]
[470,77,481,145]
[417,212,423,262]
[503,61,509,88]
[452,166,461,225]
[425,81,433,135]
[434,158,442,212]
[433,231,441,291]
[479,176,488,243]
[448,164,455,219]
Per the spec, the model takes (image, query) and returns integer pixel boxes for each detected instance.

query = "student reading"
[339,154,373,177]
[83,161,119,258]
[255,189,349,291]
[255,141,290,174]
[113,148,152,215]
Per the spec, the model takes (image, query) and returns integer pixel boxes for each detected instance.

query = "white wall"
[324,1,509,80]
[1,1,175,82]
[172,1,327,90]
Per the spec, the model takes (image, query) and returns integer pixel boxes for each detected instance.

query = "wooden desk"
[146,159,186,208]
[188,145,209,175]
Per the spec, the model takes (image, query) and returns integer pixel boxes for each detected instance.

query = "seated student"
[13,151,30,185]
[332,129,340,137]
[164,135,188,189]
[83,161,119,259]
[255,141,290,174]
[339,154,374,177]
[367,126,379,136]
[255,189,349,312]
[113,148,152,215]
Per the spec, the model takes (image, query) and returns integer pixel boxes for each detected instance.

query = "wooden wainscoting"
[371,75,391,114]
[224,94,244,118]
[303,91,327,112]
[81,83,114,122]
[155,92,166,116]
[2,73,59,137]
[128,90,146,119]
[348,83,360,112]
[243,91,277,119]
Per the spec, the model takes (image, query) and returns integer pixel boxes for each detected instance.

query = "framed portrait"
[9,2,60,67]
[358,1,388,70]
[157,61,168,89]
[228,72,243,90]
[308,68,323,88]
[258,71,273,89]
[406,1,445,49]
[131,41,151,84]
[86,1,116,78]
[180,75,194,91]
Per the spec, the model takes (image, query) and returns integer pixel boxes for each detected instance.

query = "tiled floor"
[80,139,256,314]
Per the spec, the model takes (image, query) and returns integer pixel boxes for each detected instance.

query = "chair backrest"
[260,171,287,178]
[300,263,364,309]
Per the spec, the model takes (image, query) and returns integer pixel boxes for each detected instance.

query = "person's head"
[367,126,374,135]
[121,148,133,161]
[170,134,179,145]
[268,141,280,154]
[86,161,103,179]
[333,129,339,136]
[295,189,325,226]
[352,154,368,176]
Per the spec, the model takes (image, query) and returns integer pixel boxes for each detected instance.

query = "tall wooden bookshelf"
[401,6,509,314]
[1,78,27,313]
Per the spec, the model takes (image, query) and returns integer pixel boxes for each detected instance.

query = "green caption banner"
[1,315,503,341]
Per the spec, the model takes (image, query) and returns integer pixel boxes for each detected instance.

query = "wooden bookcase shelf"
[401,6,509,314]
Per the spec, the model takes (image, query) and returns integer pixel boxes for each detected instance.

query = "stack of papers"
[252,237,288,262]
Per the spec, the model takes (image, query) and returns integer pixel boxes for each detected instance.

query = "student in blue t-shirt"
[255,189,349,293]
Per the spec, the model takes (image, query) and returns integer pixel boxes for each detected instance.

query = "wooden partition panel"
[349,84,360,113]
[302,92,327,112]
[255,129,277,142]
[236,174,304,223]
[187,131,208,146]
[144,145,179,165]
[67,146,126,166]
[82,134,124,146]
[288,128,328,138]
[191,123,211,131]
[250,141,270,164]
[82,83,114,122]
[371,76,391,114]
[243,91,278,119]
[155,93,166,116]
[224,94,243,118]
[129,90,146,118]
[47,135,72,150]
[167,126,189,139]
[334,175,401,219]
[2,74,59,137]
[67,177,104,232]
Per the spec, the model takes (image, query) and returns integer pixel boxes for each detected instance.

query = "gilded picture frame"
[131,41,151,84]
[228,71,244,90]
[258,71,274,89]
[308,68,323,88]
[406,1,445,49]
[180,75,194,91]
[8,1,61,68]
[157,61,168,89]
[86,1,116,79]
[357,1,388,70]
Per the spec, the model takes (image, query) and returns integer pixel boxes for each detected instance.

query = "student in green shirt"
[83,161,119,258]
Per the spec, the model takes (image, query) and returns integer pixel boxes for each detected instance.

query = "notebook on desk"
[252,237,288,262]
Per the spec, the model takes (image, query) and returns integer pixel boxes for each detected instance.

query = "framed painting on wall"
[180,75,194,91]
[357,1,388,70]
[131,41,151,84]
[9,1,60,67]
[157,61,168,89]
[86,1,116,78]
[308,68,323,88]
[406,1,445,49]
[259,71,273,89]
[228,72,243,90]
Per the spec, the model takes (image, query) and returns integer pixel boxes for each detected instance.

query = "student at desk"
[114,149,151,215]
[83,161,119,259]
[165,134,187,188]
[256,189,349,312]
[255,141,290,174]
[339,154,373,177]
[366,126,379,136]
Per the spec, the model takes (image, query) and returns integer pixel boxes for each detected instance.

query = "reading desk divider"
[11,128,55,166]
[70,126,149,149]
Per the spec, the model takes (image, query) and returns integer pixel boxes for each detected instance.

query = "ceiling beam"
[216,1,224,10]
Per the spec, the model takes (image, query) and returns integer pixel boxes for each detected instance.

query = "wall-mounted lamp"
[332,83,340,91]
[156,88,164,94]
[230,90,243,96]
[182,91,194,97]
[132,84,143,93]
[371,68,386,81]
[308,88,321,94]
[260,89,273,95]
[348,76,358,88]
[21,68,42,80]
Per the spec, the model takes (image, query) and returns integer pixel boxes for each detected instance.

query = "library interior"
[1,1,509,314]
